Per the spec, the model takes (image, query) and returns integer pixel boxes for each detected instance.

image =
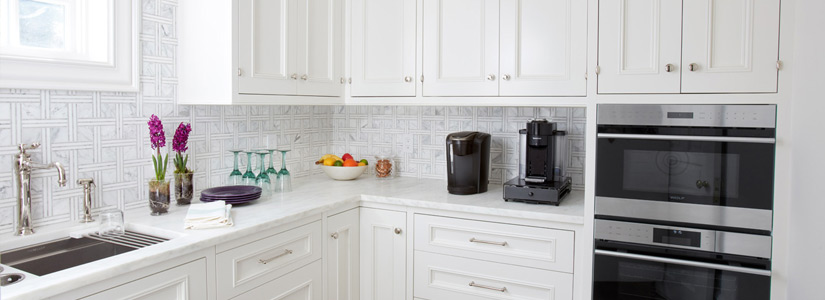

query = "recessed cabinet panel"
[360,208,406,300]
[423,0,499,96]
[598,0,682,93]
[681,0,779,93]
[81,259,208,300]
[500,0,587,96]
[327,209,360,300]
[238,0,297,95]
[351,0,416,96]
[297,0,342,96]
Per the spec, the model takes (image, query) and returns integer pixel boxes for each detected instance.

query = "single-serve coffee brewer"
[503,119,572,205]
[446,131,491,195]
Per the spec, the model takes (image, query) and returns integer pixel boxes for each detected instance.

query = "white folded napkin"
[184,201,234,229]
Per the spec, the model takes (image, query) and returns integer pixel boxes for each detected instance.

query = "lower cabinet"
[360,207,407,300]
[233,260,324,300]
[326,208,360,300]
[81,258,208,300]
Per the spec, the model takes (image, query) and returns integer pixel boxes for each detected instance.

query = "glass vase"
[175,172,194,205]
[148,179,170,215]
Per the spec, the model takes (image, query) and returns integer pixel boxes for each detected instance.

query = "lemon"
[323,157,337,166]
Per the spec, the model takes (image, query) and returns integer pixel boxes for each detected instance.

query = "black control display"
[653,228,700,247]
[667,112,694,119]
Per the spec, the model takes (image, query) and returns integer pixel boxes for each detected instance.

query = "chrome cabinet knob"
[689,63,698,72]
[331,232,339,239]
[394,228,402,235]
[291,73,298,80]
[486,74,496,81]
[301,74,308,81]
[665,64,674,72]
[502,74,511,81]
[404,76,412,82]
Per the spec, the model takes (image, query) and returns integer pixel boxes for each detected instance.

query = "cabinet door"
[237,0,298,95]
[360,208,406,300]
[82,259,207,300]
[351,0,417,96]
[296,0,343,96]
[681,0,780,93]
[327,208,360,300]
[233,260,323,300]
[597,0,682,94]
[423,0,500,96]
[500,0,587,96]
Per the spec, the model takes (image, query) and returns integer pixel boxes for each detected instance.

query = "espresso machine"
[446,131,491,195]
[503,119,572,205]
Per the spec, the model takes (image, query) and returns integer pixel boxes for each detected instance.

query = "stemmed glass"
[265,149,279,177]
[228,150,244,185]
[242,151,257,185]
[276,150,292,192]
[255,151,272,195]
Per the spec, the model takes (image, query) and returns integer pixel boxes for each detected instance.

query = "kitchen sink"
[0,231,168,277]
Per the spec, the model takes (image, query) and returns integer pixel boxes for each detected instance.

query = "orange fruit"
[343,159,358,167]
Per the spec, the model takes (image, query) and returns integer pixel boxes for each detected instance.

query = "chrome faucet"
[14,143,67,236]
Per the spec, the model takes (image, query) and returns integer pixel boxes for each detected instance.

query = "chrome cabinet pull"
[595,250,771,277]
[394,228,402,235]
[502,74,511,81]
[404,76,412,82]
[665,64,674,72]
[331,232,339,239]
[689,63,698,72]
[469,237,508,246]
[258,249,293,264]
[469,281,507,292]
[237,68,243,76]
[486,74,496,81]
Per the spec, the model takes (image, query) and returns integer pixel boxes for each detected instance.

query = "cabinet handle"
[689,63,698,72]
[404,76,412,83]
[469,237,508,246]
[469,281,507,292]
[340,77,345,84]
[665,64,674,72]
[258,249,293,264]
[301,74,308,81]
[237,68,243,76]
[486,74,496,81]
[291,73,298,80]
[331,232,339,239]
[502,74,511,81]
[394,228,402,235]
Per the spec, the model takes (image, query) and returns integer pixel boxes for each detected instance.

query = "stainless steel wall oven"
[593,104,776,300]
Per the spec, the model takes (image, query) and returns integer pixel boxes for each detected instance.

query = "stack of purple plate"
[200,186,262,205]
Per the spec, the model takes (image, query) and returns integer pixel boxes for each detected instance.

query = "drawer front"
[232,259,323,300]
[414,214,574,273]
[217,220,323,299]
[414,251,573,300]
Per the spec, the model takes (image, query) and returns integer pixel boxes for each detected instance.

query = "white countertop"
[0,175,584,299]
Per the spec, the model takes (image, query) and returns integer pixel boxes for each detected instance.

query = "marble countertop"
[0,175,584,299]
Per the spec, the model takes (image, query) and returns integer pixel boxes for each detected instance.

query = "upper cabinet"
[178,0,344,105]
[598,0,780,94]
[422,0,587,97]
[351,0,417,96]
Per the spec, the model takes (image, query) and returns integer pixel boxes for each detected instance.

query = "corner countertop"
[0,175,584,299]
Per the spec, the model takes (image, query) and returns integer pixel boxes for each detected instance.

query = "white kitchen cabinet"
[81,258,208,300]
[681,0,780,93]
[351,0,417,96]
[233,260,324,300]
[237,0,296,95]
[326,208,360,300]
[296,0,345,96]
[499,0,587,96]
[597,0,682,93]
[423,0,500,96]
[598,0,780,94]
[360,208,407,300]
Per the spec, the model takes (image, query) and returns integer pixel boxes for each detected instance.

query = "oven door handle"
[595,249,772,277]
[597,133,775,144]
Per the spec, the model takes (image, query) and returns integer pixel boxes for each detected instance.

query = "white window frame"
[0,0,139,92]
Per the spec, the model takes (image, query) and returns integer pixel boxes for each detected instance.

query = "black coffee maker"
[503,119,571,205]
[446,131,491,195]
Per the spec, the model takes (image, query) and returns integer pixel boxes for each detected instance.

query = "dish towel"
[184,201,234,229]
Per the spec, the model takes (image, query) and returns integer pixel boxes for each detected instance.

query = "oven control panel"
[597,104,777,129]
[595,219,716,252]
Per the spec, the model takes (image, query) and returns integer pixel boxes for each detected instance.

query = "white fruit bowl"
[320,165,368,180]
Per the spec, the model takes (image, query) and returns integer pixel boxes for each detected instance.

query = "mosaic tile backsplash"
[0,0,585,235]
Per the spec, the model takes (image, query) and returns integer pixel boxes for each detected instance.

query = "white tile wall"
[0,0,586,235]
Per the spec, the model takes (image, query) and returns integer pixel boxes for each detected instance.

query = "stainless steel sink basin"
[1,273,25,286]
[0,231,168,276]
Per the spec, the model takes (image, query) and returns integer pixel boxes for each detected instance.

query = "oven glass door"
[596,131,775,210]
[594,249,771,300]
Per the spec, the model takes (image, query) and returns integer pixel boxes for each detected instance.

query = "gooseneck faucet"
[14,143,67,236]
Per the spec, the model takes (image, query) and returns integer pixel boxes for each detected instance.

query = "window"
[0,0,139,91]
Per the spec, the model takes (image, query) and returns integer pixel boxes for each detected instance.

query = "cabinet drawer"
[414,251,573,300]
[217,220,322,299]
[414,214,574,273]
[232,259,323,300]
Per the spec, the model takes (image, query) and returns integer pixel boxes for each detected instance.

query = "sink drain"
[0,273,25,286]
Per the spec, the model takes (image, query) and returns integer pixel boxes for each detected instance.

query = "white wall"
[788,0,825,298]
